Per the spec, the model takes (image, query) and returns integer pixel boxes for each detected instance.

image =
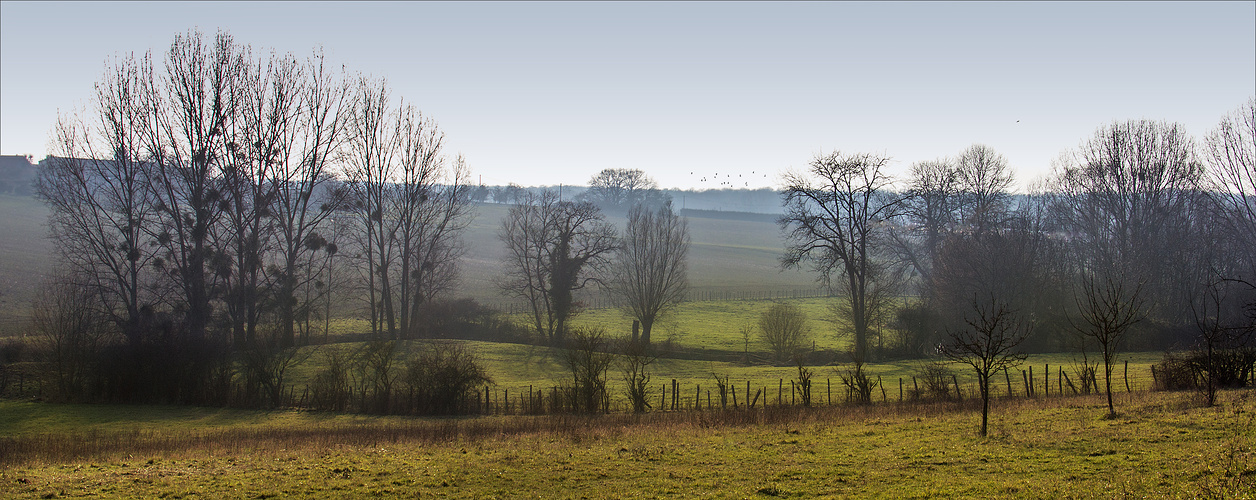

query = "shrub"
[401,341,492,415]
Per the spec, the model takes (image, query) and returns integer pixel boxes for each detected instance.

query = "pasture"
[2,390,1252,498]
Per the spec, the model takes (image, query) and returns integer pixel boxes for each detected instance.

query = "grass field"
[2,390,1252,498]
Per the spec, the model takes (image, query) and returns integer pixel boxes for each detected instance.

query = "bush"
[309,349,352,411]
[400,341,492,415]
[914,362,954,400]
[759,302,810,364]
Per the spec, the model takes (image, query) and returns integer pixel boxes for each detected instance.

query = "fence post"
[1124,360,1130,393]
[1045,364,1050,397]
[778,379,783,406]
[913,376,920,400]
[827,378,831,405]
[1022,370,1030,397]
[1029,366,1035,397]
[1151,365,1158,390]
[747,381,751,408]
[1004,368,1013,397]
[879,375,886,402]
[952,374,962,401]
[899,377,903,402]
[696,385,701,411]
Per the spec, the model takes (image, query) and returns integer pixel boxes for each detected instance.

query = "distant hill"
[0,155,37,196]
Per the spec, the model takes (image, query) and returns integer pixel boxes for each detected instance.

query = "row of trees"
[779,101,1254,432]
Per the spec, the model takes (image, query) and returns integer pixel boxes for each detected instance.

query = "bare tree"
[1053,120,1202,325]
[498,191,617,345]
[580,168,666,211]
[891,158,959,293]
[954,144,1014,236]
[1204,98,1256,280]
[32,276,109,400]
[1071,272,1144,417]
[343,80,472,340]
[564,327,613,413]
[609,203,689,345]
[144,30,249,341]
[758,302,811,364]
[619,335,656,413]
[37,54,160,345]
[942,297,1029,437]
[780,151,905,364]
[269,50,351,347]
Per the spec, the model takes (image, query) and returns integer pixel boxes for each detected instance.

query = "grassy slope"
[457,202,815,303]
[1,390,1252,498]
[0,195,50,335]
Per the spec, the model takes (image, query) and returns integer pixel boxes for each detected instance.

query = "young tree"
[942,297,1029,437]
[758,302,811,364]
[609,203,689,345]
[619,334,656,413]
[565,327,613,414]
[498,191,617,345]
[780,151,904,364]
[1071,273,1144,417]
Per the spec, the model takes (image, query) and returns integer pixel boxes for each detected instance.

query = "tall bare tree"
[609,202,689,345]
[891,158,958,292]
[143,30,249,341]
[1204,98,1256,279]
[942,297,1029,437]
[344,79,472,339]
[37,54,160,345]
[498,191,617,345]
[780,151,904,363]
[270,51,351,347]
[1053,120,1202,326]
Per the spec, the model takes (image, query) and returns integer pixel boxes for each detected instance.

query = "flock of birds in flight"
[691,170,770,188]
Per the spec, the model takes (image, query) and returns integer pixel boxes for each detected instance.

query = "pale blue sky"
[2,1,1253,190]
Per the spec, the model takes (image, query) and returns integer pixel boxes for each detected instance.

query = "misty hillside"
[0,189,810,335]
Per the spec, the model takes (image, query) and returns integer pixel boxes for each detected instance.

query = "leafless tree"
[1071,272,1144,417]
[780,151,905,364]
[32,276,109,400]
[1188,276,1256,406]
[143,30,249,341]
[580,168,666,211]
[498,191,617,345]
[891,158,959,293]
[1053,120,1202,325]
[344,79,472,340]
[954,144,1014,236]
[1204,98,1256,279]
[37,54,160,345]
[759,302,811,364]
[609,203,689,345]
[269,50,351,347]
[619,335,656,413]
[942,297,1029,437]
[564,326,613,413]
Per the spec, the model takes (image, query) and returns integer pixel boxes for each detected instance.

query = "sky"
[2,1,1253,191]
